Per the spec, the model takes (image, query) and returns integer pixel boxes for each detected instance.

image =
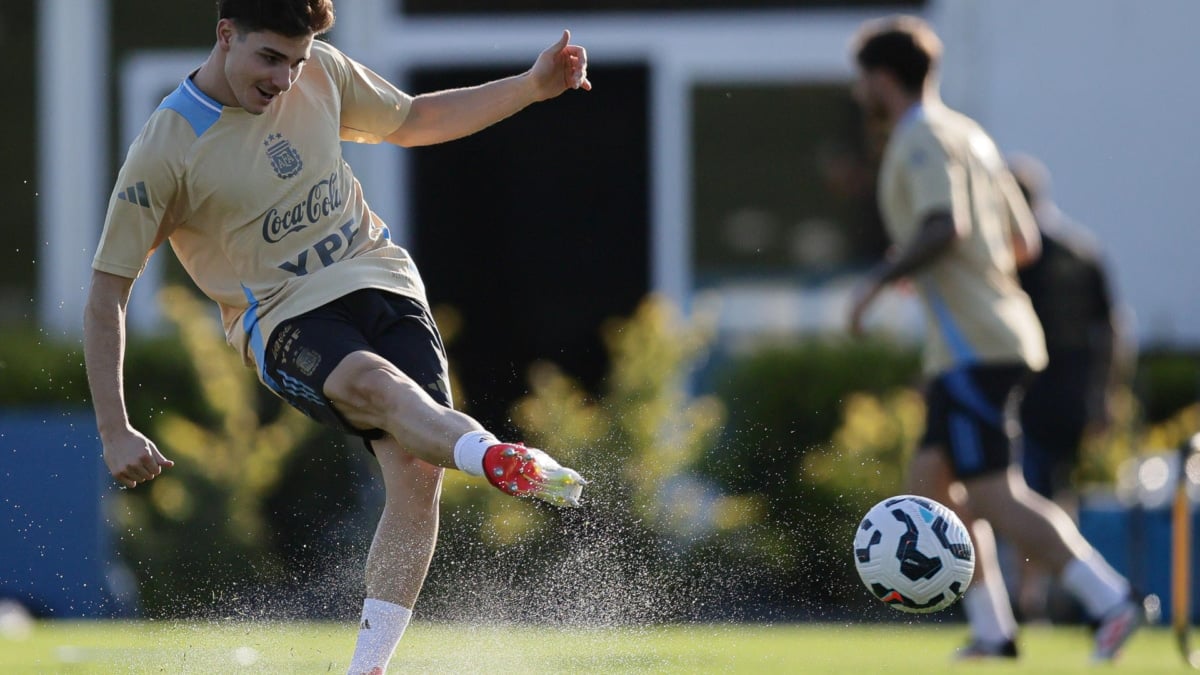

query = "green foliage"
[1135,349,1200,424]
[0,303,327,615]
[702,338,921,492]
[0,325,208,424]
[803,387,925,516]
[423,296,765,621]
[0,327,88,407]
[439,295,732,526]
[4,292,1199,619]
[695,338,923,608]
[516,297,732,526]
[428,305,931,618]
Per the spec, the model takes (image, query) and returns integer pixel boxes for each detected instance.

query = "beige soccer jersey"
[877,102,1048,376]
[94,41,425,382]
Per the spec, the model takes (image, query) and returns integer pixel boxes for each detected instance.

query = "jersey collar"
[896,102,926,132]
[183,73,225,114]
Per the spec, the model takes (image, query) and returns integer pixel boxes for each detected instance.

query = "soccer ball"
[853,495,975,613]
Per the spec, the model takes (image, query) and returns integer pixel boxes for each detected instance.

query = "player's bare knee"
[325,353,395,413]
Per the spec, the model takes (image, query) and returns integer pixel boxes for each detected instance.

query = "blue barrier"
[1079,500,1199,624]
[0,408,137,617]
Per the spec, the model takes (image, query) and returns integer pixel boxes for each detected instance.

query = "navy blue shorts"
[921,363,1032,479]
[261,289,452,440]
[1019,350,1092,497]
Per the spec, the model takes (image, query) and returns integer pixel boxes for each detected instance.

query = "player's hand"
[847,279,882,338]
[102,427,174,488]
[529,29,591,101]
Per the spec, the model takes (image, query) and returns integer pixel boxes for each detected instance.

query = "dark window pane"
[409,64,649,434]
[691,83,885,286]
[0,0,37,321]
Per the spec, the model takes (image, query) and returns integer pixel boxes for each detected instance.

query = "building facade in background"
[14,0,1200,351]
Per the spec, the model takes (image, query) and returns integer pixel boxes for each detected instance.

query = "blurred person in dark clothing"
[1010,153,1124,501]
[1007,153,1128,622]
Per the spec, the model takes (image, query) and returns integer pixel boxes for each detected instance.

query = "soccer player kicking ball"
[845,16,1139,663]
[83,1,588,672]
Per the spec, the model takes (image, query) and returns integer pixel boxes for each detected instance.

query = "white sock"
[347,598,412,674]
[962,576,1018,644]
[453,430,498,477]
[1060,552,1130,619]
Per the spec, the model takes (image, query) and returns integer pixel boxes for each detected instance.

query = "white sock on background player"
[1060,552,1130,619]
[962,575,1017,644]
[348,598,412,674]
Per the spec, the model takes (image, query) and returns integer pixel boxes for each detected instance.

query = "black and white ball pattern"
[853,495,975,614]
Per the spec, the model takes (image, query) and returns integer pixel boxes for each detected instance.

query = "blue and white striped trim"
[277,372,325,406]
[158,77,222,137]
[949,411,984,473]
[240,285,282,394]
[943,369,1003,429]
[925,285,976,367]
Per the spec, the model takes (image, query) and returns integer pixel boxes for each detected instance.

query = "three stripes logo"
[117,181,149,208]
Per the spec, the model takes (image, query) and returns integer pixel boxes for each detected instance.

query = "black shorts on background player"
[1019,350,1091,497]
[921,363,1033,480]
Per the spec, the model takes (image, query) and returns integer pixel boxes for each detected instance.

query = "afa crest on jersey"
[264,133,303,179]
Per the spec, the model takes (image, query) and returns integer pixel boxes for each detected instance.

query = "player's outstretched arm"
[84,270,174,488]
[385,30,590,148]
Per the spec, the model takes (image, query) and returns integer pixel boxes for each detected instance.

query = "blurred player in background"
[83,1,589,672]
[1008,153,1128,621]
[1011,153,1125,502]
[845,15,1140,662]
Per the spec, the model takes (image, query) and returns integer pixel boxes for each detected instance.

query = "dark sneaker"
[1092,599,1141,662]
[953,637,1018,660]
[482,442,586,507]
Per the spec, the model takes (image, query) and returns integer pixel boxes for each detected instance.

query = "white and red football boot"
[482,442,586,507]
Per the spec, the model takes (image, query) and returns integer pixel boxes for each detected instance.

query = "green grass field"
[0,620,1188,674]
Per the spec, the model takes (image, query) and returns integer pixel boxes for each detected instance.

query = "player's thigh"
[322,349,425,408]
[906,446,956,498]
[959,468,1021,521]
[367,293,453,410]
[317,293,453,438]
[965,466,1069,532]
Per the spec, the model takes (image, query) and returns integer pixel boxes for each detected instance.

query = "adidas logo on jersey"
[117,181,149,208]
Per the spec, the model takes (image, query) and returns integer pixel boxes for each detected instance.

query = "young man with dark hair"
[84,1,590,671]
[846,15,1140,662]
